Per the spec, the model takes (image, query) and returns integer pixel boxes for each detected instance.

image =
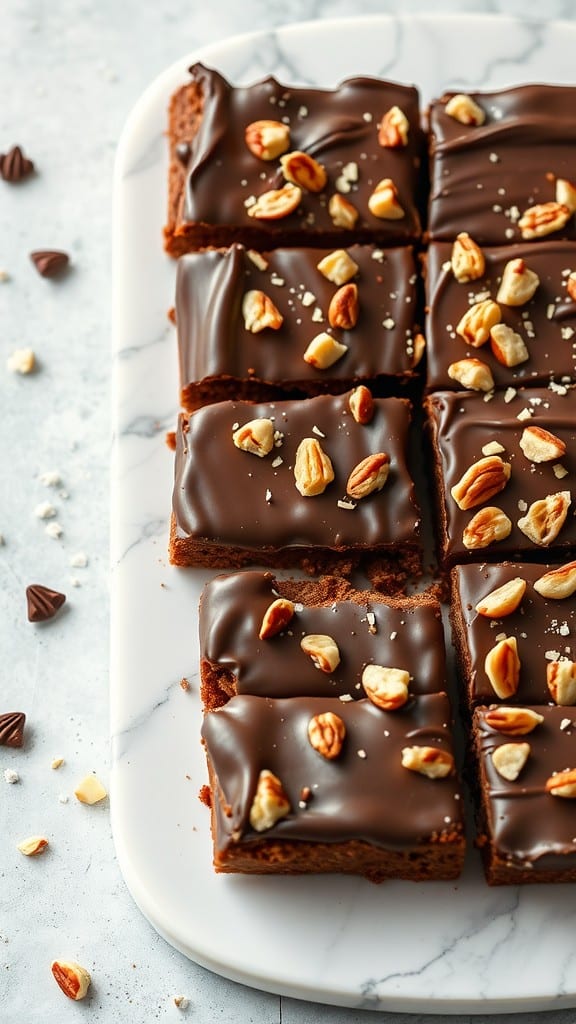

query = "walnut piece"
[447,357,494,392]
[294,437,334,496]
[328,193,359,230]
[367,178,405,220]
[401,745,455,779]
[378,106,409,148]
[451,233,485,282]
[280,150,327,192]
[489,323,529,367]
[244,119,290,161]
[307,711,346,759]
[233,418,275,457]
[300,633,341,673]
[496,258,540,306]
[242,290,283,333]
[517,490,571,546]
[247,183,302,220]
[361,664,409,710]
[444,93,486,126]
[249,769,291,832]
[518,201,571,240]
[456,298,501,347]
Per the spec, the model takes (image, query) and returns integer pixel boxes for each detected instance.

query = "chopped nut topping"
[447,357,494,392]
[247,183,302,220]
[444,93,486,126]
[556,178,576,214]
[242,289,283,332]
[17,835,49,856]
[280,150,327,192]
[489,323,529,367]
[475,576,526,618]
[450,455,511,511]
[294,437,334,496]
[534,561,576,599]
[74,774,107,805]
[463,506,512,550]
[456,298,501,347]
[303,332,348,369]
[7,348,35,374]
[259,597,295,639]
[484,705,544,736]
[482,441,505,456]
[368,178,405,220]
[519,425,566,464]
[492,741,530,781]
[546,767,576,798]
[249,769,291,832]
[328,283,359,329]
[518,201,571,240]
[567,271,576,303]
[484,636,521,699]
[317,249,359,285]
[410,333,426,368]
[244,119,290,161]
[51,961,91,1001]
[451,233,485,282]
[346,452,390,500]
[401,745,455,779]
[378,105,409,148]
[307,711,346,759]
[348,385,374,424]
[496,258,540,306]
[517,490,571,546]
[547,660,576,705]
[361,664,409,710]
[328,193,359,230]
[233,418,275,457]
[300,633,341,673]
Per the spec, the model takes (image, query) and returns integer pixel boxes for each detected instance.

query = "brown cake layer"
[428,85,576,244]
[177,243,422,411]
[171,391,422,591]
[426,386,576,568]
[201,693,465,881]
[425,240,576,393]
[199,570,447,710]
[473,704,576,884]
[165,64,423,256]
[451,561,576,710]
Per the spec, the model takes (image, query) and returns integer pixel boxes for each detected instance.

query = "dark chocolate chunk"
[26,584,66,622]
[0,711,26,747]
[0,145,34,182]
[175,141,191,164]
[30,250,70,278]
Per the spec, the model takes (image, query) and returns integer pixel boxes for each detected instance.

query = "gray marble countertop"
[3,1,576,1021]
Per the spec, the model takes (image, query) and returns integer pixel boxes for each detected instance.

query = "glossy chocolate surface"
[177,243,419,400]
[200,570,447,699]
[202,693,462,850]
[452,562,576,706]
[173,391,420,551]
[426,241,576,392]
[428,387,576,566]
[475,705,576,869]
[428,85,576,244]
[181,64,422,242]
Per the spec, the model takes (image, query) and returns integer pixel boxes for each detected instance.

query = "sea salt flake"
[4,769,19,784]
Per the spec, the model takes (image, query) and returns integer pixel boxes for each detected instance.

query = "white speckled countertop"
[3,2,576,1021]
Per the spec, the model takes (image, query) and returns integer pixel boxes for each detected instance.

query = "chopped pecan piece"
[484,636,521,699]
[475,576,526,618]
[519,425,566,464]
[249,770,291,831]
[280,150,327,192]
[300,633,340,673]
[233,418,275,457]
[491,742,530,781]
[517,490,571,546]
[307,711,346,759]
[346,452,390,500]
[546,768,576,798]
[259,597,295,639]
[518,201,571,240]
[328,283,359,329]
[462,506,512,550]
[547,661,576,705]
[401,745,454,779]
[451,233,485,282]
[450,455,511,511]
[244,119,290,161]
[367,178,404,220]
[456,298,501,347]
[496,258,540,306]
[534,561,576,599]
[447,357,494,392]
[444,93,486,126]
[378,106,409,148]
[294,437,334,496]
[361,664,409,710]
[247,183,302,220]
[483,705,544,736]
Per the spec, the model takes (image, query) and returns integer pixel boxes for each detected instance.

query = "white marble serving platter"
[111,14,576,1014]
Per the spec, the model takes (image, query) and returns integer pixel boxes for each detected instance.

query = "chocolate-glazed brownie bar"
[451,562,576,710]
[201,692,465,881]
[170,390,422,591]
[426,387,576,568]
[165,64,423,255]
[473,704,576,884]
[425,240,576,393]
[199,571,447,709]
[428,85,576,245]
[177,243,422,411]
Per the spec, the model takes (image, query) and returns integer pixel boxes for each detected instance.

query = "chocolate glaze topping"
[182,64,422,243]
[429,85,576,244]
[173,391,420,552]
[177,243,419,407]
[426,241,576,392]
[427,387,576,566]
[475,705,576,869]
[200,570,447,700]
[202,693,462,851]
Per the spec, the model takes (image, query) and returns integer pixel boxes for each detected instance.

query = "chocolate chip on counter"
[30,250,70,278]
[0,711,26,748]
[26,583,66,622]
[0,145,34,182]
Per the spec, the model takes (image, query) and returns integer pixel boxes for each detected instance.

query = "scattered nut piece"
[547,661,576,705]
[378,105,409,147]
[258,597,295,639]
[445,93,486,126]
[567,271,576,303]
[317,249,359,285]
[233,418,275,457]
[74,774,107,805]
[491,742,530,781]
[247,183,302,220]
[463,506,512,550]
[475,576,526,618]
[482,441,505,456]
[51,960,91,1001]
[517,490,571,546]
[17,835,48,856]
[484,636,521,699]
[556,178,576,214]
[303,332,348,369]
[367,178,405,219]
[490,323,529,367]
[361,664,409,710]
[447,357,494,392]
[242,290,283,333]
[410,333,426,368]
[244,119,290,161]
[7,348,35,374]
[173,996,189,1010]
[346,452,390,500]
[348,385,374,424]
[496,258,540,306]
[401,745,454,779]
[451,455,511,511]
[518,201,571,240]
[294,437,334,496]
[328,283,359,330]
[51,757,65,770]
[280,150,327,192]
[307,711,346,759]
[451,233,485,282]
[546,767,576,798]
[519,425,566,464]
[534,561,576,599]
[456,298,501,347]
[300,633,341,673]
[328,193,359,230]
[484,705,544,736]
[249,769,291,831]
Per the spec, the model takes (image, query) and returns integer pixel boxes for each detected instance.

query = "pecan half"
[496,258,540,306]
[280,150,327,192]
[328,193,359,230]
[401,745,455,779]
[450,455,511,511]
[463,506,512,550]
[483,705,544,736]
[517,490,571,546]
[484,636,521,699]
[328,282,359,329]
[307,711,346,759]
[451,232,485,282]
[233,418,275,457]
[475,576,526,618]
[249,769,291,831]
[519,425,566,464]
[491,742,530,782]
[378,106,409,148]
[346,452,390,500]
[303,332,348,369]
[300,633,341,673]
[518,201,571,240]
[294,437,334,496]
[17,835,49,856]
[242,290,283,333]
[361,664,409,710]
[259,597,295,639]
[244,119,290,161]
[489,324,529,367]
[316,249,359,285]
[546,768,576,799]
[547,661,576,705]
[348,385,374,424]
[444,93,486,126]
[51,961,91,1001]
[447,357,494,392]
[367,178,405,220]
[534,560,576,599]
[247,183,302,220]
[456,298,501,347]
